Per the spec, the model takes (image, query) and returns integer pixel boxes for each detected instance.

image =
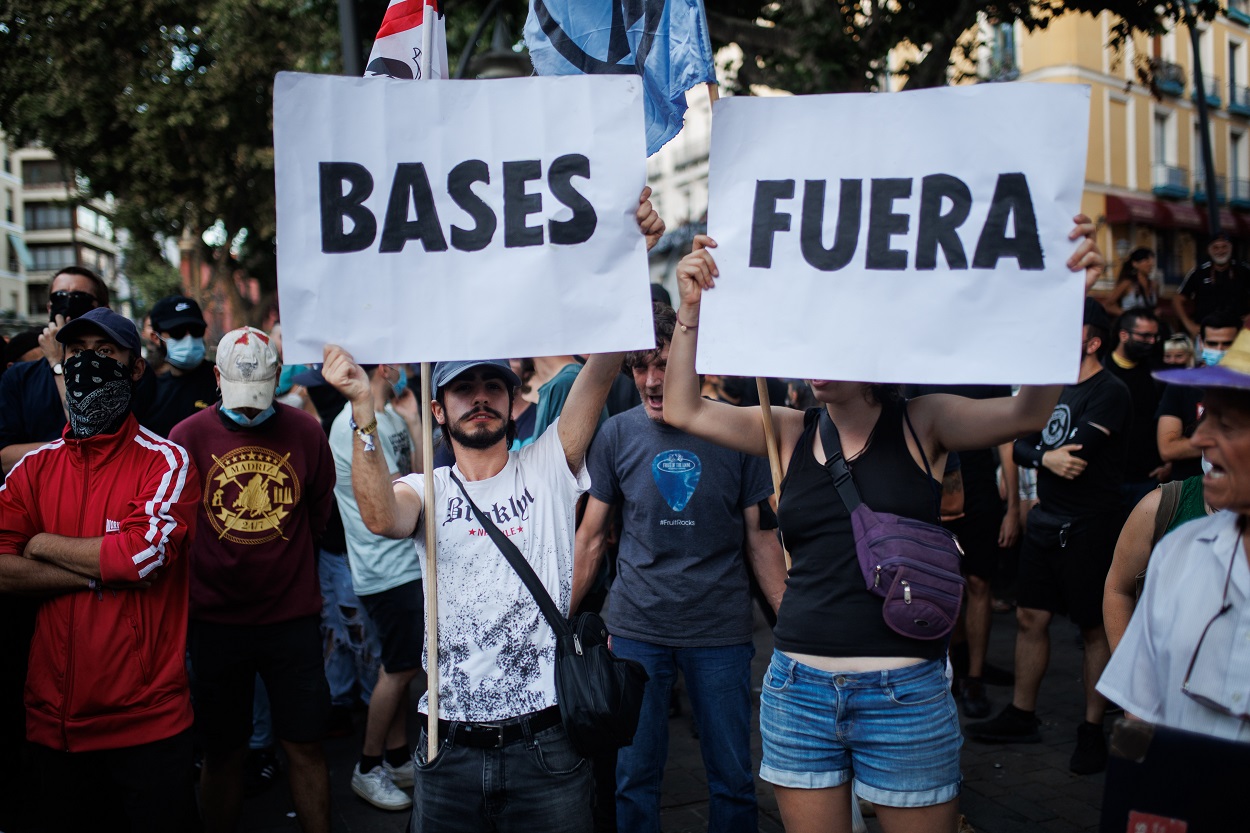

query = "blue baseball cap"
[56,307,141,355]
[432,360,521,394]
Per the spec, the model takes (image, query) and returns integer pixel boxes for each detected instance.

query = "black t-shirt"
[144,361,219,438]
[1101,356,1162,480]
[1179,260,1250,322]
[1156,383,1205,480]
[1018,370,1131,518]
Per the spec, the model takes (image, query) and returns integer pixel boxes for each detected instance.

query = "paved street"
[239,606,1106,832]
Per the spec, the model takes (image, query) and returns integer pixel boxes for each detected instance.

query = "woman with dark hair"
[661,218,1104,833]
[1104,247,1158,317]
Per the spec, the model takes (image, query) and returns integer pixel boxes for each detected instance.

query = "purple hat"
[1154,330,1250,390]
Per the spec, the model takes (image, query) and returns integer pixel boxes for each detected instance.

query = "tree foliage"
[0,0,1223,324]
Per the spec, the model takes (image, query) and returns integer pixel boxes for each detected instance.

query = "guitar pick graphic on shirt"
[651,450,701,512]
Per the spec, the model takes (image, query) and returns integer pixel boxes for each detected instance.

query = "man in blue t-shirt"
[575,304,787,833]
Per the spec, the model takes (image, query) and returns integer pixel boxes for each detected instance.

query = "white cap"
[216,327,279,410]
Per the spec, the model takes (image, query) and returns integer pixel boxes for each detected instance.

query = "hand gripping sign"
[273,72,655,366]
[699,83,1092,386]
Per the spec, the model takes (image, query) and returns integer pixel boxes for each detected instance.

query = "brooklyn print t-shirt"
[396,420,588,722]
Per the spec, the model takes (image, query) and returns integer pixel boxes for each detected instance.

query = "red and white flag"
[365,0,449,80]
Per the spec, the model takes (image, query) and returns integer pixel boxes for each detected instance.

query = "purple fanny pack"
[850,505,965,640]
[820,408,965,641]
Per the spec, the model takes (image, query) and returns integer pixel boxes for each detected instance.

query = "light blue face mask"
[1201,347,1227,367]
[165,335,206,370]
[221,405,276,428]
[391,366,409,398]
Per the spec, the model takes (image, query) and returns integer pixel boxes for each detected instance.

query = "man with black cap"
[968,297,1132,776]
[1173,232,1250,339]
[170,326,336,833]
[0,307,201,831]
[145,293,218,437]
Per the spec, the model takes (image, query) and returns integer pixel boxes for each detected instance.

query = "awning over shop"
[1104,195,1165,225]
[6,233,32,270]
[1198,205,1250,238]
[1159,201,1205,230]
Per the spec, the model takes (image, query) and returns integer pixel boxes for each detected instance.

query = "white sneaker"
[383,757,415,790]
[351,764,412,811]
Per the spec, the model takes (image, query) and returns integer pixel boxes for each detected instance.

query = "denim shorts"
[758,650,962,808]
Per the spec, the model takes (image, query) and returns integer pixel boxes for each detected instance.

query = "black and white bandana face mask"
[64,353,133,438]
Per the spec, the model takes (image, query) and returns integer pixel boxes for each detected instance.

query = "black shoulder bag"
[448,471,648,756]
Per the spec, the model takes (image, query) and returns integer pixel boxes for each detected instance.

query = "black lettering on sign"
[749,180,795,269]
[380,163,449,253]
[320,162,377,253]
[865,178,912,271]
[915,174,972,270]
[503,160,544,248]
[547,154,597,245]
[800,179,861,272]
[447,159,496,253]
[972,173,1044,270]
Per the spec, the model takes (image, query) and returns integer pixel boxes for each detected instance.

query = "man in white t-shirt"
[322,349,623,832]
[329,362,424,811]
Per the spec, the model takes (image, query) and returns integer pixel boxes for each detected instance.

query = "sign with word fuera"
[699,83,1092,385]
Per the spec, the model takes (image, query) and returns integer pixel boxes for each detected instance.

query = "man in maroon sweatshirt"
[171,326,336,833]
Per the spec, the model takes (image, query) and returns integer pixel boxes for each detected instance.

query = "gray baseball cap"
[432,360,521,393]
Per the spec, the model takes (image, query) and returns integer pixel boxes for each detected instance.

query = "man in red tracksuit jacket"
[0,308,200,832]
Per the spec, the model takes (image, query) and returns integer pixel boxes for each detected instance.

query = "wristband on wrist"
[350,416,378,452]
[677,314,699,333]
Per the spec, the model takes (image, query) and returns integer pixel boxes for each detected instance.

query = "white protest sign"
[274,72,654,365]
[700,83,1091,385]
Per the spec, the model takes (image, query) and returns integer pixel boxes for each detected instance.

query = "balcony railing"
[1153,163,1189,198]
[1231,83,1250,116]
[1193,74,1222,107]
[1194,172,1228,203]
[1230,0,1250,26]
[1152,58,1185,96]
[1231,178,1250,208]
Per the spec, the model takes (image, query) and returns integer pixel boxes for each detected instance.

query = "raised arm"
[662,236,805,459]
[557,352,623,475]
[323,344,422,538]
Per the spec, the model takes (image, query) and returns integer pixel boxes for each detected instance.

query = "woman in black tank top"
[660,226,1103,833]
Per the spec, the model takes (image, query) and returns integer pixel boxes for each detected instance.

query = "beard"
[446,408,509,450]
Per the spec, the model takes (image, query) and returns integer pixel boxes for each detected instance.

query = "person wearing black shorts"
[967,299,1131,777]
[171,327,336,833]
[329,362,427,811]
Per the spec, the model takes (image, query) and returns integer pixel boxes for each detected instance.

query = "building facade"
[0,131,27,321]
[12,146,118,317]
[985,5,1250,292]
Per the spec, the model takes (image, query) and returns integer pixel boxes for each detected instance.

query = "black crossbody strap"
[448,470,572,640]
[817,409,863,512]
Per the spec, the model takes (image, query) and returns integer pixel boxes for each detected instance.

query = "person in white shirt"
[1098,330,1250,742]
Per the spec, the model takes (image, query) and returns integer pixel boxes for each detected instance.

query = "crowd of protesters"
[0,203,1247,833]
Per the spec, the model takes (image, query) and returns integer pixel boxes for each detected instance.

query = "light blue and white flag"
[525,0,715,155]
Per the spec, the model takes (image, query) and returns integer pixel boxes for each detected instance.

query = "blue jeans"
[611,636,757,833]
[318,550,380,707]
[249,677,272,750]
[413,722,593,833]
